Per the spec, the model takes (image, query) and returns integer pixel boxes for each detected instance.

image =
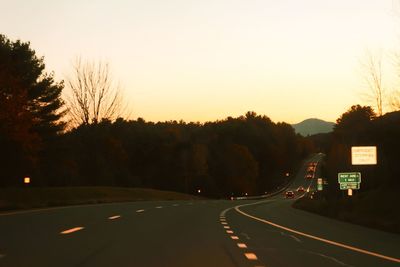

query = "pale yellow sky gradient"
[2,0,399,123]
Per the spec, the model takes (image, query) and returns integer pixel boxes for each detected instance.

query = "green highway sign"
[340,183,360,190]
[338,172,361,190]
[338,172,361,183]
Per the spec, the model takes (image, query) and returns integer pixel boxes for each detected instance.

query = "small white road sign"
[351,146,377,165]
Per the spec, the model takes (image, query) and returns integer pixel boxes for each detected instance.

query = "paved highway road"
[0,154,399,267]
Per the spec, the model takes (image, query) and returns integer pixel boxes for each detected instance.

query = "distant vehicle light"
[24,177,30,184]
[305,172,314,179]
[285,191,295,198]
[297,186,305,192]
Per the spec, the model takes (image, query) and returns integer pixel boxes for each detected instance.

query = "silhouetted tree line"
[0,34,312,197]
[322,105,400,199]
[33,113,311,197]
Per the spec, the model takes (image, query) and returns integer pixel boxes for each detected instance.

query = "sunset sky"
[2,0,399,123]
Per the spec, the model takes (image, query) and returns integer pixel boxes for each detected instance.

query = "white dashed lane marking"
[155,206,163,209]
[237,243,247,249]
[108,215,121,220]
[60,227,84,235]
[172,204,179,207]
[244,253,258,260]
[136,209,145,213]
[219,212,263,266]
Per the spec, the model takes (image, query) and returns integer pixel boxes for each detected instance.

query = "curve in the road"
[233,200,400,264]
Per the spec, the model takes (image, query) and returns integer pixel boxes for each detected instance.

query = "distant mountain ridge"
[292,118,334,136]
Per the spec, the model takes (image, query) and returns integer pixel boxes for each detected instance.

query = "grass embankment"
[0,186,202,212]
[293,189,400,234]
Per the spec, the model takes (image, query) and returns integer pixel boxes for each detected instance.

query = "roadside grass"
[293,189,400,234]
[0,186,202,212]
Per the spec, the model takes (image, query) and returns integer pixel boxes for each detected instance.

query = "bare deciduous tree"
[390,91,400,110]
[360,50,385,116]
[65,58,125,126]
[389,50,400,111]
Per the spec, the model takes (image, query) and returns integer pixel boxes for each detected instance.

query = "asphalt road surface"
[0,154,399,267]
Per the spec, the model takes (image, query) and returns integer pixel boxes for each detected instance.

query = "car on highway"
[285,190,295,198]
[297,186,305,192]
[305,173,313,179]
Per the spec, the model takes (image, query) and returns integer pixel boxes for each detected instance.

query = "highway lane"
[225,199,400,267]
[0,200,251,267]
[223,154,400,267]
[0,153,399,267]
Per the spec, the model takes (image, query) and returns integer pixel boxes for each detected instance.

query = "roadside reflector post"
[317,178,323,191]
[338,172,361,193]
[348,188,353,196]
[24,177,30,185]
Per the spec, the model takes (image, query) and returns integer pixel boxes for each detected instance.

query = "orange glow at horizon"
[1,0,398,124]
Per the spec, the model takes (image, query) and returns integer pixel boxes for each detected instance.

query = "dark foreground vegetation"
[295,105,400,234]
[0,34,312,199]
[1,113,312,198]
[0,187,201,212]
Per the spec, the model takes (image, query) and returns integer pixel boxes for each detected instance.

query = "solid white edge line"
[234,202,400,264]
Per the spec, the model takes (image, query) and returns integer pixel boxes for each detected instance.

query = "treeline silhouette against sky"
[323,105,400,197]
[308,105,400,232]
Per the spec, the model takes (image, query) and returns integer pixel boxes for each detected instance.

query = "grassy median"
[0,186,202,212]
